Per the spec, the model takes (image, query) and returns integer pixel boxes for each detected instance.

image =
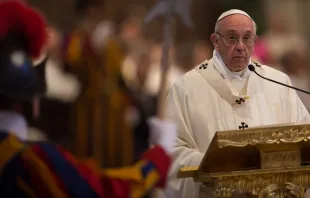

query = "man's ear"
[254,35,259,45]
[210,34,219,51]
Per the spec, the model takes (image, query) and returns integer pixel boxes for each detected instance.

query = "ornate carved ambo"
[178,124,310,198]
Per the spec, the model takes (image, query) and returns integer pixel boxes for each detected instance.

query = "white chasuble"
[165,56,310,198]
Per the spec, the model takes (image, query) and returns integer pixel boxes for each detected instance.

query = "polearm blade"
[145,0,193,28]
[144,1,170,23]
[143,1,193,197]
[144,0,193,120]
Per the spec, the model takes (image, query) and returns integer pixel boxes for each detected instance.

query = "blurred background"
[26,0,310,171]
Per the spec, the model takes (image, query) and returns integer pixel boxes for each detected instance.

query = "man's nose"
[235,39,245,51]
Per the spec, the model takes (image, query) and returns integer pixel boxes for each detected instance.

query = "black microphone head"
[248,64,255,71]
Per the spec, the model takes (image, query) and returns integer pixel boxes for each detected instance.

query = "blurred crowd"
[252,14,310,110]
[45,5,214,100]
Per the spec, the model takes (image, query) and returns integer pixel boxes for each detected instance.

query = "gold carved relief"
[261,150,301,169]
[208,171,308,197]
[258,183,304,198]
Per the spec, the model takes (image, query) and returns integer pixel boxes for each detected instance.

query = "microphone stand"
[248,64,310,95]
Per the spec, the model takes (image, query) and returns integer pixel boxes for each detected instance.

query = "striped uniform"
[0,132,171,198]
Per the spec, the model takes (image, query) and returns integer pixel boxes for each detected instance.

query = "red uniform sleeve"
[88,146,171,198]
[66,145,171,198]
[140,145,171,187]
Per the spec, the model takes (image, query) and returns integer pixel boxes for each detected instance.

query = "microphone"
[248,64,310,95]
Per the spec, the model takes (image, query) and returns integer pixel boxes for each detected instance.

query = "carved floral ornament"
[216,125,310,148]
[206,171,309,198]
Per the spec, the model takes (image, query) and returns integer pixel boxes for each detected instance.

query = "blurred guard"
[0,1,177,197]
[0,0,47,140]
[64,0,134,167]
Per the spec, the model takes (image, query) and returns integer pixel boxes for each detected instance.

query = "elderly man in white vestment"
[165,9,310,198]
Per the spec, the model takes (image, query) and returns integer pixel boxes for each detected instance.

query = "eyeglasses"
[216,32,256,46]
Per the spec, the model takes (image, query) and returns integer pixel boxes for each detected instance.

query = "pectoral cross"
[239,122,248,129]
[199,63,208,70]
[236,98,245,104]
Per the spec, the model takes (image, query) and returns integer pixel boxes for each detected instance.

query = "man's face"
[211,14,257,71]
[120,17,143,46]
[46,27,61,53]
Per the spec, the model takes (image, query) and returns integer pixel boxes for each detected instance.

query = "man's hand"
[148,117,177,154]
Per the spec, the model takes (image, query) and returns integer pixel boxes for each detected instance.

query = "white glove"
[148,117,177,154]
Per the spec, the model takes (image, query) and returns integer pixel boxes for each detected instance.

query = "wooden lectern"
[177,124,310,198]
